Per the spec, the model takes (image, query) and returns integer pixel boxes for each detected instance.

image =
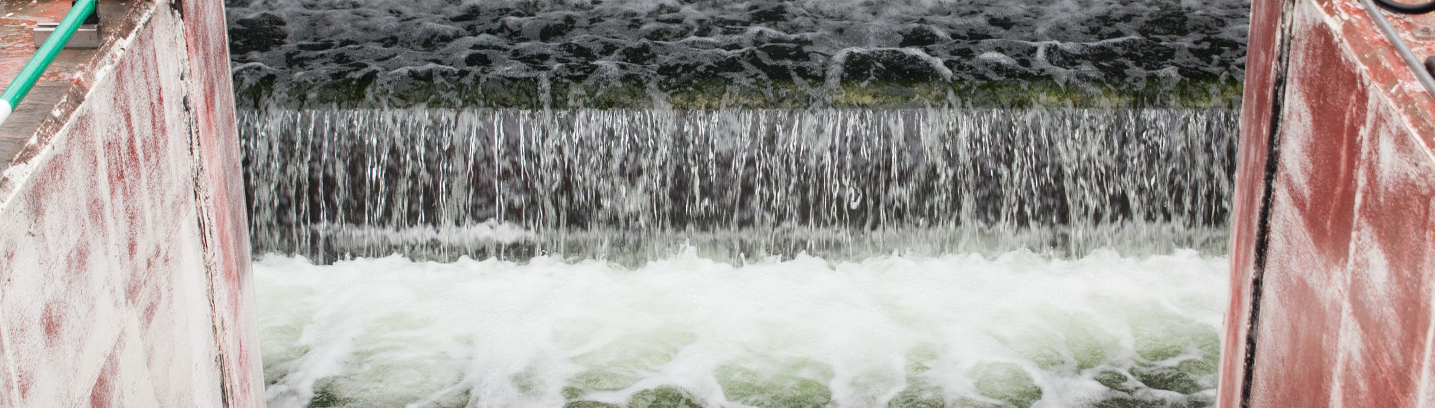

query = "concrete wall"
[1223,0,1435,405]
[0,0,262,406]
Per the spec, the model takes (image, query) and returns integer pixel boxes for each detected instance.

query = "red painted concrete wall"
[0,1,262,407]
[1223,0,1435,405]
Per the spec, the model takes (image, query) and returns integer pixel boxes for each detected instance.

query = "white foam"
[256,248,1228,407]
[311,220,536,248]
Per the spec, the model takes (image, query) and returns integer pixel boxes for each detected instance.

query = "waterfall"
[242,107,1236,263]
[230,0,1246,403]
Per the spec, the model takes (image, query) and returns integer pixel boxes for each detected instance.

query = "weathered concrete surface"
[0,0,262,407]
[1222,0,1435,405]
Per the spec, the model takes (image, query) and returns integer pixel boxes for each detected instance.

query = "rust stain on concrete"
[0,0,261,407]
[1225,0,1435,405]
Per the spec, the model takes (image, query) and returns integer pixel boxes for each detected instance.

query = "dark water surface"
[224,0,1247,108]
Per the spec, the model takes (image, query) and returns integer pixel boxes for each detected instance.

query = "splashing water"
[234,0,1244,404]
[243,107,1237,264]
[242,107,1237,406]
[256,249,1226,408]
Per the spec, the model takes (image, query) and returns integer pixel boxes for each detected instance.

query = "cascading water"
[228,0,1246,406]
[243,108,1236,264]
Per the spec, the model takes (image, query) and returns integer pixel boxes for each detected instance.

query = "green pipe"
[0,0,97,125]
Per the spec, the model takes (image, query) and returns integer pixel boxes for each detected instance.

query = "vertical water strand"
[455,110,474,256]
[521,111,537,234]
[241,108,1238,261]
[1058,109,1088,254]
[435,110,453,258]
[359,110,374,257]
[877,111,894,238]
[395,112,409,250]
[415,110,428,236]
[295,112,311,257]
[432,111,448,258]
[529,108,544,241]
[492,111,504,234]
[370,111,387,256]
[537,110,558,244]
[315,112,330,260]
[283,111,300,256]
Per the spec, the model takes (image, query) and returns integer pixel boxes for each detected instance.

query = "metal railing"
[1360,0,1435,99]
[1372,0,1435,14]
[0,0,97,126]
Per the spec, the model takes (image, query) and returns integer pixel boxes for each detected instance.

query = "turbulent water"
[230,0,1245,406]
[242,107,1236,263]
[223,0,1247,108]
[257,250,1226,408]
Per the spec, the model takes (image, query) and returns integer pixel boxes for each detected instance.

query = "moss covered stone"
[970,362,1043,408]
[628,386,704,408]
[234,77,1242,110]
[716,360,835,408]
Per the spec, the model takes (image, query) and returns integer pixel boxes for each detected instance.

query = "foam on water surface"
[256,248,1227,408]
[232,1,1246,404]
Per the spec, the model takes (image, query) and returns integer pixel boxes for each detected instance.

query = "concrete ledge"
[0,0,261,406]
[1223,0,1435,406]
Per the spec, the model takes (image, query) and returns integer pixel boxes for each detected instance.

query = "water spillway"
[242,107,1237,263]
[227,0,1248,406]
[0,0,1254,404]
[241,106,1238,408]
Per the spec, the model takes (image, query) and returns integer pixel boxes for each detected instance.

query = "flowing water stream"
[241,107,1236,408]
[230,0,1246,406]
[256,249,1226,408]
[243,108,1236,264]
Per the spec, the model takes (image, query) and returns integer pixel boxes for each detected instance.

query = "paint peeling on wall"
[0,0,260,406]
[1223,0,1435,405]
